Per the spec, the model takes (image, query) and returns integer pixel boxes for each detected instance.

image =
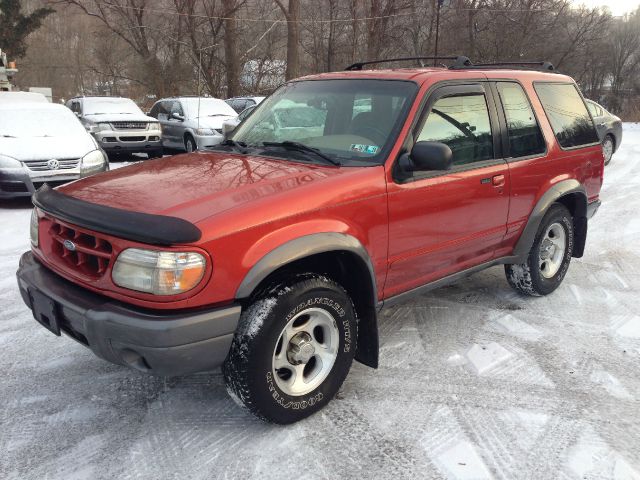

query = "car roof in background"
[0,102,69,112]
[0,91,48,103]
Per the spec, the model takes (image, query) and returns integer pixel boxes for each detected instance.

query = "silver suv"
[66,96,163,158]
[149,97,237,152]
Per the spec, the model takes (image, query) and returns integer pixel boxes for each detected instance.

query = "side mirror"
[399,141,452,173]
[171,112,184,121]
[75,111,81,118]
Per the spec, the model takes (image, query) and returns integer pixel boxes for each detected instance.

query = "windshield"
[83,98,143,115]
[0,107,87,138]
[182,98,237,118]
[230,79,417,165]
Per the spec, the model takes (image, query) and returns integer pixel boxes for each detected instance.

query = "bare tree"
[274,0,300,79]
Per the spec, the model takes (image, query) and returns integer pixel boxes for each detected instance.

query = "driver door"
[385,83,510,298]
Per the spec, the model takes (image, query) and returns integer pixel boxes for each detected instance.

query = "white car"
[0,91,48,103]
[67,96,163,158]
[149,97,237,151]
[0,103,109,198]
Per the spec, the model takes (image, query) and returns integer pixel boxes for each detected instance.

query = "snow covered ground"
[1,129,640,480]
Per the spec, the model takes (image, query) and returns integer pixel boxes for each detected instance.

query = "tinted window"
[534,83,599,148]
[416,94,494,166]
[496,83,545,158]
[149,102,160,118]
[238,105,255,121]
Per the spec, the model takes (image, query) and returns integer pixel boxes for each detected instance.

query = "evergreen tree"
[0,0,54,59]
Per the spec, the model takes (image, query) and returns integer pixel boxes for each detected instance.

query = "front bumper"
[94,128,162,154]
[195,132,225,150]
[0,162,106,198]
[17,252,241,376]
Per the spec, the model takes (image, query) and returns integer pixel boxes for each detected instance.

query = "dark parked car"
[586,99,622,165]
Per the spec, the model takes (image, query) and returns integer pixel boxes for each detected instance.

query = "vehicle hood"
[189,115,235,129]
[84,113,156,123]
[0,135,96,161]
[56,151,374,228]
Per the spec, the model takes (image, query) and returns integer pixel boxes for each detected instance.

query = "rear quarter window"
[534,83,599,149]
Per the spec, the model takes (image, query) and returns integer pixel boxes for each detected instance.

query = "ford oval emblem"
[63,239,76,251]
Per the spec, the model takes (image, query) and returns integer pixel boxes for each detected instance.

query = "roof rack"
[449,61,555,72]
[344,56,472,71]
[343,56,556,73]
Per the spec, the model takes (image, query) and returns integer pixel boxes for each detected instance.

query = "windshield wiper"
[207,114,228,117]
[262,141,341,166]
[1,134,17,138]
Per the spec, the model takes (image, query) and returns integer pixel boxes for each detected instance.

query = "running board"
[379,256,520,310]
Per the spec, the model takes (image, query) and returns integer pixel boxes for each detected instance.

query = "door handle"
[492,174,505,187]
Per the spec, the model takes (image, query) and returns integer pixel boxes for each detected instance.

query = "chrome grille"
[25,159,80,171]
[111,121,147,130]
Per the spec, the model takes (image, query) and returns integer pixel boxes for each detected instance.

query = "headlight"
[30,208,39,247]
[112,248,206,295]
[0,154,21,168]
[80,149,107,176]
[195,128,215,136]
[97,122,111,131]
[148,122,160,130]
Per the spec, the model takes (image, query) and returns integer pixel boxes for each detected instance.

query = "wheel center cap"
[287,332,315,365]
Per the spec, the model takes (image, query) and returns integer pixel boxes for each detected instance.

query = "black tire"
[505,203,574,296]
[603,134,614,166]
[185,135,196,152]
[223,274,357,424]
[148,148,163,159]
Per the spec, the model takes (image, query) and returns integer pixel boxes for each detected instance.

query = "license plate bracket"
[30,289,61,336]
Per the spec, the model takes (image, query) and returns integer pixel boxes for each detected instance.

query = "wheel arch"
[235,233,380,369]
[513,179,588,260]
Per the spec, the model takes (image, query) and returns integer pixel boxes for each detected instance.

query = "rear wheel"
[603,134,614,165]
[223,274,357,424]
[505,203,574,296]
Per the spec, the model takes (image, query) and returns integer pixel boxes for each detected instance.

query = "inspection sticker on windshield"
[350,144,379,154]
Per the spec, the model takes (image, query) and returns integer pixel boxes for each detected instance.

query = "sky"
[572,0,640,16]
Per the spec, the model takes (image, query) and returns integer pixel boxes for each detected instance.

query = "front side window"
[586,100,603,117]
[534,83,599,148]
[230,79,417,165]
[416,94,494,166]
[496,82,546,158]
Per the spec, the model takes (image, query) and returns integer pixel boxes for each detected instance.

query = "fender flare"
[235,232,380,369]
[235,232,377,300]
[512,179,587,261]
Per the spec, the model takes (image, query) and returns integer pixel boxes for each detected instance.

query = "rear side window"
[416,94,494,166]
[496,83,545,158]
[587,101,603,117]
[534,83,599,148]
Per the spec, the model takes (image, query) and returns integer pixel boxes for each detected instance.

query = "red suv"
[17,57,604,424]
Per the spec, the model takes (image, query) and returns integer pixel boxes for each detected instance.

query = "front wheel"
[185,135,197,152]
[223,274,357,424]
[505,203,574,296]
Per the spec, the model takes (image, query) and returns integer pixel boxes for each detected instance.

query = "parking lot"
[1,127,639,479]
